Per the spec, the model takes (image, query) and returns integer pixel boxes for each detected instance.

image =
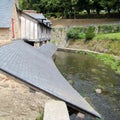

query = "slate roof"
[0,0,14,28]
[27,13,46,20]
[44,19,51,23]
[43,19,52,26]
[0,40,101,118]
[27,13,51,27]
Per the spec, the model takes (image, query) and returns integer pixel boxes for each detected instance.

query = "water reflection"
[55,51,120,120]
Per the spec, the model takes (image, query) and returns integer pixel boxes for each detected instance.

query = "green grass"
[36,112,44,120]
[95,54,120,74]
[93,33,120,41]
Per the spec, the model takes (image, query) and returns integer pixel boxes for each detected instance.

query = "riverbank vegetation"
[67,24,120,40]
[66,24,120,75]
[67,24,120,55]
[93,33,120,41]
[19,0,120,18]
[95,54,120,74]
[36,112,44,120]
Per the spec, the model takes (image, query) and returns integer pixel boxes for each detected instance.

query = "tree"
[19,0,119,18]
[100,0,117,15]
[92,0,103,15]
[113,1,120,14]
[19,0,37,10]
[77,0,94,15]
[40,0,60,12]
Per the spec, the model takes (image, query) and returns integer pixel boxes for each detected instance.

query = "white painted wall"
[21,16,38,40]
[21,15,51,41]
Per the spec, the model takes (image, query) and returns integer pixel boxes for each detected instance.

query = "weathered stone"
[44,100,70,120]
[95,89,102,94]
[77,112,85,119]
[0,73,53,120]
[68,79,74,85]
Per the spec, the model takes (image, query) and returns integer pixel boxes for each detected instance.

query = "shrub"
[66,24,120,40]
[67,27,86,40]
[114,25,120,33]
[98,24,120,34]
[67,28,79,39]
[85,26,96,40]
[78,33,86,39]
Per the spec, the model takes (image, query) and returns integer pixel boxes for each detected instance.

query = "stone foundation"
[0,73,54,120]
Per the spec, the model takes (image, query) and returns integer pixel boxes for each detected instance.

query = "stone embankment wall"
[0,73,53,120]
[51,19,120,47]
[51,27,69,47]
[0,29,11,42]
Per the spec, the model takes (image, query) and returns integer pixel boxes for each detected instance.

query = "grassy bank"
[94,54,120,75]
[68,39,120,56]
[67,38,120,75]
[66,25,120,75]
[93,33,120,41]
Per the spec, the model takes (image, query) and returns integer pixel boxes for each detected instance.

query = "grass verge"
[93,33,120,41]
[95,54,120,75]
[36,112,44,120]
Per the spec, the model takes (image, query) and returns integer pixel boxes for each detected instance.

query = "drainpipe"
[12,18,15,38]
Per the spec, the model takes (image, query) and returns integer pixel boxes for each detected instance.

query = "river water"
[54,51,120,120]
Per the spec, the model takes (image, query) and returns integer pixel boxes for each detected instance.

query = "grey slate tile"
[0,0,14,28]
[0,40,101,118]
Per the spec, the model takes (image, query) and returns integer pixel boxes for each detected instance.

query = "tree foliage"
[19,0,120,18]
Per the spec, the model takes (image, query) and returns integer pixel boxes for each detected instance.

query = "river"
[54,51,120,120]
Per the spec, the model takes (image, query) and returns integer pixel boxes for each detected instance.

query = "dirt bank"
[67,39,120,56]
[0,73,53,120]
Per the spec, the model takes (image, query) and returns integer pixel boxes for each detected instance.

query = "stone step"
[44,100,70,120]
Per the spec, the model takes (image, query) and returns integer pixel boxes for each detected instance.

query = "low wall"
[51,19,120,47]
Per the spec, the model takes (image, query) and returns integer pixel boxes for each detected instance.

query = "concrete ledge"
[58,47,103,55]
[44,100,70,120]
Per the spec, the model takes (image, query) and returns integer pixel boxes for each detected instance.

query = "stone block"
[44,100,70,120]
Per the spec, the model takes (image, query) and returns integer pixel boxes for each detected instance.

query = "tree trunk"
[118,8,120,14]
[107,7,111,16]
[86,9,90,15]
[96,9,100,15]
